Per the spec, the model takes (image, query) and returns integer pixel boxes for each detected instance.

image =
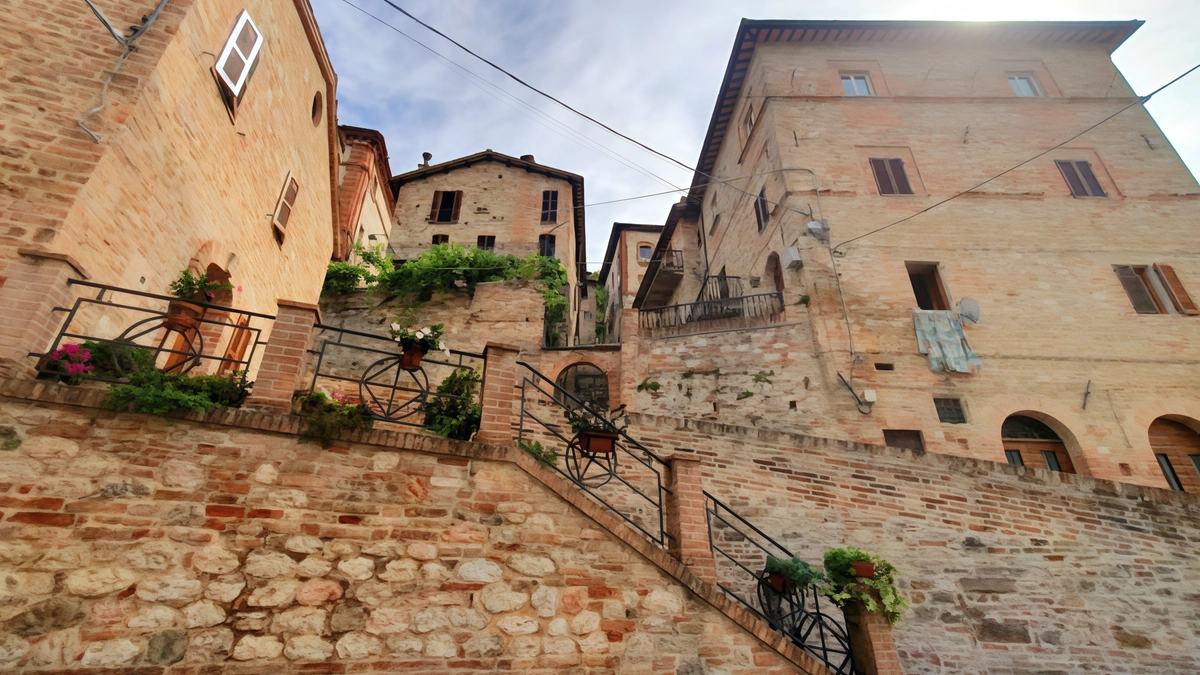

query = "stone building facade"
[598,222,662,342]
[336,126,395,262]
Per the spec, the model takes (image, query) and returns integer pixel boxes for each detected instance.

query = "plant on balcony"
[104,370,251,415]
[44,343,94,385]
[294,391,375,447]
[42,341,156,385]
[762,555,825,594]
[565,406,625,454]
[423,367,482,441]
[166,270,233,330]
[519,440,558,467]
[389,323,444,370]
[822,547,908,625]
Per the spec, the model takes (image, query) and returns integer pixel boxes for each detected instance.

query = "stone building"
[598,221,662,342]
[335,126,395,261]
[627,19,1200,492]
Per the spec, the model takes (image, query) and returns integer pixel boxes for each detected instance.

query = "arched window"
[556,363,609,411]
[1148,417,1200,492]
[1001,414,1075,473]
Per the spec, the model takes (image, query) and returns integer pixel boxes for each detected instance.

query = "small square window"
[538,234,556,257]
[1008,75,1041,97]
[934,398,966,424]
[1004,450,1025,467]
[841,73,873,96]
[638,245,652,261]
[883,430,924,452]
[477,235,495,251]
[1055,160,1106,198]
[431,234,448,245]
[753,188,769,232]
[429,191,462,223]
[541,190,558,222]
[906,262,950,311]
[870,158,913,195]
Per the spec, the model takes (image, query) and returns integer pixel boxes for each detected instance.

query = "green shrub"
[104,370,251,415]
[519,440,558,467]
[294,392,375,446]
[423,368,482,441]
[764,556,825,589]
[323,261,371,295]
[168,270,232,301]
[822,547,908,625]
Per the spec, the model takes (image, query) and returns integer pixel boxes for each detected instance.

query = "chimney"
[520,154,535,163]
[419,152,432,168]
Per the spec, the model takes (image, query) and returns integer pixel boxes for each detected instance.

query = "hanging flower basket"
[164,299,204,331]
[398,342,429,371]
[850,562,876,579]
[577,429,620,454]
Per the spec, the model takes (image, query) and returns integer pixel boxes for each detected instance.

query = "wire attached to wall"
[78,0,170,143]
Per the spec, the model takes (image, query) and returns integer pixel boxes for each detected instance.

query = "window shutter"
[888,159,912,194]
[1154,264,1199,315]
[450,191,463,222]
[1113,265,1159,314]
[1075,161,1106,197]
[428,191,443,221]
[215,11,264,97]
[870,159,894,195]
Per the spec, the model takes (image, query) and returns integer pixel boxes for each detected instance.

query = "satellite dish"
[959,298,980,324]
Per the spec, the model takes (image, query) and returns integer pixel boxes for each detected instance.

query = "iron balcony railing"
[638,291,784,332]
[307,323,483,428]
[700,274,743,301]
[34,279,275,382]
[655,249,684,272]
[705,493,858,675]
[516,361,673,547]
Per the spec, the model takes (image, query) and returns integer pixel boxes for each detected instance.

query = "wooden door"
[1002,439,1075,474]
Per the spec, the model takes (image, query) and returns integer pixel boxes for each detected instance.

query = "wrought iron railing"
[639,291,784,332]
[307,324,483,428]
[700,274,743,301]
[515,361,672,547]
[655,249,684,272]
[33,279,274,381]
[705,493,857,675]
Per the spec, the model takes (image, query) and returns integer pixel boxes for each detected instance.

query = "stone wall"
[0,388,807,674]
[624,411,1200,675]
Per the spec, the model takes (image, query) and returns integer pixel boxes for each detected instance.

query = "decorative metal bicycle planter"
[112,299,206,374]
[358,354,430,423]
[564,427,621,487]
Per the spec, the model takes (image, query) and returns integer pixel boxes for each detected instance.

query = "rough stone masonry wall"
[0,391,803,675]
[625,412,1200,675]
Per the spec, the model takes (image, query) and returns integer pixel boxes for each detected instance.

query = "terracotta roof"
[390,150,587,279]
[687,19,1144,202]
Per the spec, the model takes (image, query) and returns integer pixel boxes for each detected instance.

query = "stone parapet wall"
[623,411,1200,674]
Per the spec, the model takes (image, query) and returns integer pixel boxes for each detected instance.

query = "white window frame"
[215,10,264,97]
[1007,74,1041,98]
[840,73,873,96]
[272,172,299,243]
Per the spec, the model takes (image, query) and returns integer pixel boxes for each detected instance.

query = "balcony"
[639,249,684,307]
[638,291,784,338]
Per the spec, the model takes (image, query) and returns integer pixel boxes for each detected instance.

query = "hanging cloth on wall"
[912,309,982,373]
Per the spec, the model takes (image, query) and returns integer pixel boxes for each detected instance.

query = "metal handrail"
[704,492,857,675]
[515,361,672,547]
[639,291,783,331]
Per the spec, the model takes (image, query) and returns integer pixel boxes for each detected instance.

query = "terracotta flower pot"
[399,344,427,371]
[850,561,876,578]
[164,299,204,331]
[577,429,619,454]
[763,570,796,595]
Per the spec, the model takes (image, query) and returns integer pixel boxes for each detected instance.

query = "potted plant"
[166,270,233,330]
[566,407,620,454]
[762,555,825,595]
[822,547,909,625]
[388,323,444,370]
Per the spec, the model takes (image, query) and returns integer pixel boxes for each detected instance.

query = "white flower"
[390,323,400,331]
[416,329,427,339]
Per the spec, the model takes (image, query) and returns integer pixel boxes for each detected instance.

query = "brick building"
[598,222,662,342]
[336,126,395,262]
[627,19,1200,493]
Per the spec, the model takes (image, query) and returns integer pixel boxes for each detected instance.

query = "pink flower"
[62,343,81,356]
[332,393,345,402]
[236,285,242,292]
[64,363,94,376]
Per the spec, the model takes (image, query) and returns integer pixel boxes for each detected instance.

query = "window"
[1041,450,1062,472]
[934,398,966,424]
[431,234,449,245]
[214,11,263,118]
[1004,450,1025,467]
[271,174,299,245]
[218,316,252,375]
[753,188,769,232]
[538,234,556,258]
[883,430,924,452]
[583,311,592,321]
[1157,454,1184,491]
[708,213,721,236]
[1113,264,1198,315]
[841,73,873,96]
[906,262,950,311]
[1055,160,1106,198]
[743,105,756,139]
[476,236,495,251]
[541,190,558,222]
[638,245,652,261]
[1192,455,1200,475]
[1008,74,1041,97]
[870,158,913,195]
[428,190,462,223]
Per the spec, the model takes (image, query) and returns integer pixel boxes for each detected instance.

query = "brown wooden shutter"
[1154,264,1199,315]
[450,191,463,222]
[428,191,443,221]
[1113,265,1159,314]
[889,159,912,194]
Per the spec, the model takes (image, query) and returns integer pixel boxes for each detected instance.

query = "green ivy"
[294,392,375,447]
[594,283,609,342]
[518,440,558,467]
[104,370,251,415]
[423,368,482,441]
[821,547,909,625]
[764,556,826,589]
[323,242,394,295]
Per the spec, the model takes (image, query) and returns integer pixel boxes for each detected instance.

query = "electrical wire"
[832,61,1200,253]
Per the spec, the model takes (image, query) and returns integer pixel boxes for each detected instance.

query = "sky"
[310,0,1200,271]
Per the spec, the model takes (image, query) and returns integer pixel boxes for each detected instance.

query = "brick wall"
[624,411,1200,674]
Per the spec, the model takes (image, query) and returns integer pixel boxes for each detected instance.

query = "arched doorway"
[556,363,609,411]
[1001,414,1075,473]
[1148,417,1200,492]
[763,252,784,293]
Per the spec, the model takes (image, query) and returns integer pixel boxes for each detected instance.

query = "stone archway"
[1000,413,1082,474]
[555,363,610,411]
[1148,416,1200,492]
